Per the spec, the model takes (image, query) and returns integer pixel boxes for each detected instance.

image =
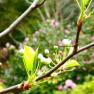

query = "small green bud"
[9,45,15,52]
[56,59,60,63]
[54,45,58,50]
[51,72,58,77]
[44,49,49,55]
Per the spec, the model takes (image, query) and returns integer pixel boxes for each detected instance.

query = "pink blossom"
[50,19,59,28]
[91,36,94,41]
[39,29,46,34]
[64,29,70,35]
[33,31,39,37]
[24,37,29,44]
[64,79,76,89]
[92,51,94,59]
[24,37,29,42]
[76,76,80,81]
[57,85,63,91]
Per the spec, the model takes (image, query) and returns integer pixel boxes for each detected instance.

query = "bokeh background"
[0,0,94,94]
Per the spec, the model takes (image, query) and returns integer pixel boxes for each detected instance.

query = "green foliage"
[0,82,5,90]
[76,0,93,19]
[63,60,80,70]
[30,18,65,52]
[0,0,40,46]
[71,80,94,94]
[83,17,94,34]
[23,46,39,82]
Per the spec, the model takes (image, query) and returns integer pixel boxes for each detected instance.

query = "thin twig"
[75,0,81,9]
[77,42,94,53]
[85,0,93,12]
[1,41,94,94]
[0,0,46,38]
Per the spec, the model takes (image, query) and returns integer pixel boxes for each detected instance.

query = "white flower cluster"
[38,53,52,65]
[62,39,71,46]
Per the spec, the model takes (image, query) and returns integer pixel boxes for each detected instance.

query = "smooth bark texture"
[0,0,45,38]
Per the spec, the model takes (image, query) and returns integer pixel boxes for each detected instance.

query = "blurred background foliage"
[0,0,94,94]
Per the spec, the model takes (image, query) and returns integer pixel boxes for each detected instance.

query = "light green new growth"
[75,0,93,19]
[23,46,39,82]
[62,59,80,69]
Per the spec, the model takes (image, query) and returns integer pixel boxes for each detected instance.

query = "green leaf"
[82,0,89,6]
[0,82,5,90]
[79,0,93,19]
[63,67,76,72]
[63,60,80,69]
[23,45,39,80]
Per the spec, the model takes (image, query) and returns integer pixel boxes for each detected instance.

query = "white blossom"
[45,58,52,64]
[62,39,71,46]
[54,45,58,50]
[5,42,10,48]
[18,48,24,54]
[38,53,43,59]
[40,57,46,63]
[51,72,58,77]
[44,49,49,54]
[40,57,52,64]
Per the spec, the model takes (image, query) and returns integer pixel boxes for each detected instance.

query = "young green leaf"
[76,0,93,19]
[62,60,80,69]
[23,46,39,81]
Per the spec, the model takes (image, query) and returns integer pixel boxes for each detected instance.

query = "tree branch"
[0,41,94,94]
[73,19,83,53]
[0,0,46,38]
[0,83,23,94]
[36,53,74,81]
[77,42,94,53]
